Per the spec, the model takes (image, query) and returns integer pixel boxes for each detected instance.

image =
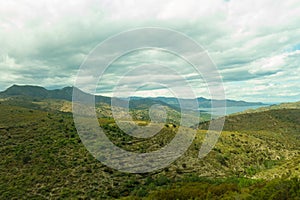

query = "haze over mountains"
[1,0,300,199]
[0,85,266,110]
[0,84,299,199]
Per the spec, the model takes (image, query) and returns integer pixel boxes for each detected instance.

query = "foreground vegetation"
[0,98,299,199]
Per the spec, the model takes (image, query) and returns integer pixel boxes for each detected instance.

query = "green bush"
[248,178,300,200]
[155,175,170,186]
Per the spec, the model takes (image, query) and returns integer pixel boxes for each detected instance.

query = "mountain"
[0,85,265,110]
[0,85,50,98]
[127,97,180,111]
[130,96,265,108]
[0,84,104,101]
[0,84,74,101]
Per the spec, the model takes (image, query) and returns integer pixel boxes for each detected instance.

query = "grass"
[0,98,300,199]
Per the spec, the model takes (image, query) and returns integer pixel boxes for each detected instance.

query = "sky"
[0,0,300,102]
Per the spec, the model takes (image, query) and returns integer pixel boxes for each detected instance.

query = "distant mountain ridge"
[0,84,111,103]
[0,85,265,108]
[129,96,265,108]
[0,84,74,100]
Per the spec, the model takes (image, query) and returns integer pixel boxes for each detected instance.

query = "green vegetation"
[140,177,300,200]
[0,96,299,199]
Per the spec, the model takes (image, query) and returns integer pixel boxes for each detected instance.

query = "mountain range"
[0,85,299,199]
[0,85,266,110]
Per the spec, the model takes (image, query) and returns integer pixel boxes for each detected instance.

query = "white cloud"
[0,0,300,102]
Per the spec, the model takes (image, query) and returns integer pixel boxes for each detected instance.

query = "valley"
[0,86,299,199]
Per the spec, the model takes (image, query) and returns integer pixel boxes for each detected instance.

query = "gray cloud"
[0,0,300,102]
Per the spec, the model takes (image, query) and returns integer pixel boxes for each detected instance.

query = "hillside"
[233,101,300,115]
[0,85,265,109]
[0,98,299,199]
[199,108,300,142]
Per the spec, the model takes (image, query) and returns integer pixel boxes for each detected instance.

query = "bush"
[248,178,300,200]
[155,176,170,186]
[136,187,148,197]
[207,183,239,197]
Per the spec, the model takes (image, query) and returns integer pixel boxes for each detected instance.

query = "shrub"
[136,187,148,197]
[155,175,170,186]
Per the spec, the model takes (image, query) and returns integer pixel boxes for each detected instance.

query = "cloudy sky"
[1,0,300,102]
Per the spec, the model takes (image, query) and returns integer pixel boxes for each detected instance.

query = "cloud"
[0,0,299,102]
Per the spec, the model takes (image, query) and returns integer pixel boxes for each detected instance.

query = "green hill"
[0,97,299,199]
[199,108,300,143]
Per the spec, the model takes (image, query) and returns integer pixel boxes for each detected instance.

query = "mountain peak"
[2,84,48,98]
[7,84,46,90]
[0,84,76,100]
